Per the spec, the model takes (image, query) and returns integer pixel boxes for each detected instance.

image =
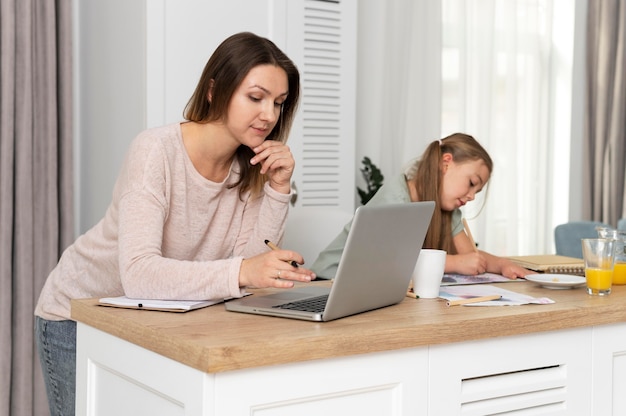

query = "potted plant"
[357,156,384,205]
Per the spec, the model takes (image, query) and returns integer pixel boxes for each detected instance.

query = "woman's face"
[440,155,490,211]
[224,64,289,149]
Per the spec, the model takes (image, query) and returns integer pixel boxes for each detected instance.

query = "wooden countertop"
[71,280,626,374]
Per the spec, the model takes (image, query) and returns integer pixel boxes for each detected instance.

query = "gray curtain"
[0,0,73,415]
[585,0,626,225]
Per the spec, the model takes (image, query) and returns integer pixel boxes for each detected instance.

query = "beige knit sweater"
[35,123,290,321]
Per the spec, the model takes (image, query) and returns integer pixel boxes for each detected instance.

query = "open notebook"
[506,254,584,275]
[225,201,435,321]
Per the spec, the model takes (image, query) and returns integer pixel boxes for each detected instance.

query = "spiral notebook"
[98,296,225,312]
[506,255,584,275]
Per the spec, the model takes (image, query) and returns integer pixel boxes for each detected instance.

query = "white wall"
[73,0,586,237]
[73,0,357,234]
[73,0,147,233]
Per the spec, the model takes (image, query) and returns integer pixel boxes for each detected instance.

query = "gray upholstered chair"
[554,220,612,259]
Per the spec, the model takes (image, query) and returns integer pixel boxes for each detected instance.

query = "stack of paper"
[438,285,554,306]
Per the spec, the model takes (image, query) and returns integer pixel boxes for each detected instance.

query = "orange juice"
[585,268,613,291]
[613,262,626,285]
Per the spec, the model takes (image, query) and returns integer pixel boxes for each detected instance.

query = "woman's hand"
[239,249,316,289]
[250,140,294,194]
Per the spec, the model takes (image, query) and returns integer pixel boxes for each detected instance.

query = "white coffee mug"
[412,249,447,298]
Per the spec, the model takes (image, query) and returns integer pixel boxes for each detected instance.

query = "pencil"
[463,218,478,252]
[264,240,299,268]
[406,290,419,299]
[446,295,501,307]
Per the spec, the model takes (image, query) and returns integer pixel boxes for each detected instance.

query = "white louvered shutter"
[284,0,357,211]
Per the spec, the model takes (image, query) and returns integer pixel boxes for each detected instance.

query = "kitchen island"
[72,280,626,415]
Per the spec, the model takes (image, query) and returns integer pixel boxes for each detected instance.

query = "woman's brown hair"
[183,32,300,197]
[409,133,493,253]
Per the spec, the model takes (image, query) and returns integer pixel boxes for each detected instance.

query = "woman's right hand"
[239,250,316,289]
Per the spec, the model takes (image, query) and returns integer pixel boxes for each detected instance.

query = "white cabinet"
[77,322,626,415]
[75,0,357,232]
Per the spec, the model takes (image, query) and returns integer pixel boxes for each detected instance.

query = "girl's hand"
[498,261,535,279]
[446,252,488,275]
[250,141,295,194]
[239,250,316,289]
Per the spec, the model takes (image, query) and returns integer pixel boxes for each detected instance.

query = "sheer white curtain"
[356,0,442,192]
[440,0,577,255]
[357,0,579,255]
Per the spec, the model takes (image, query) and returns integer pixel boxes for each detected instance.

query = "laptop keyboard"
[273,294,329,313]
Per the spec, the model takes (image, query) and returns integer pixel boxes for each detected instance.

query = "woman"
[34,32,315,416]
[311,133,532,280]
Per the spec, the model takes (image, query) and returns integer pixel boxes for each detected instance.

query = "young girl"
[34,32,315,416]
[311,133,531,279]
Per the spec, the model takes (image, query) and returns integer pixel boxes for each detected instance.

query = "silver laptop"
[225,201,435,321]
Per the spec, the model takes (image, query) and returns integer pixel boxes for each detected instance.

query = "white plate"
[525,274,586,289]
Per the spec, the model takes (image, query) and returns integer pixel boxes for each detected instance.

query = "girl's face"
[224,64,289,149]
[440,155,490,211]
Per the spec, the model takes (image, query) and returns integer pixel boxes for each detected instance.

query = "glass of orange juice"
[596,229,626,285]
[582,238,616,296]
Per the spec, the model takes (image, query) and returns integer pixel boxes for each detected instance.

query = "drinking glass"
[581,238,615,296]
[596,228,626,285]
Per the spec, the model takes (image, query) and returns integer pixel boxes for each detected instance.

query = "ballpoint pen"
[264,240,299,267]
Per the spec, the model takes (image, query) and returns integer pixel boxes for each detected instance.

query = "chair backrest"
[618,218,626,231]
[554,221,611,259]
[282,207,353,267]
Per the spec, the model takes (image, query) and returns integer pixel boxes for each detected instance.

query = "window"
[441,0,577,255]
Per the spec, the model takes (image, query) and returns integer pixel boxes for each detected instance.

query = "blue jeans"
[35,316,76,416]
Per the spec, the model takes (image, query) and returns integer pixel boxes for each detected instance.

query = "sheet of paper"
[441,273,513,286]
[438,284,554,306]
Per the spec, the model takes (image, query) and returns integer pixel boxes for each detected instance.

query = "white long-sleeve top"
[35,123,290,321]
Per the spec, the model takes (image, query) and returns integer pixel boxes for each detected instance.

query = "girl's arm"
[476,250,533,279]
[446,231,532,278]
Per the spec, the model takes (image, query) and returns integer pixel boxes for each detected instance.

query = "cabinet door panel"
[429,329,592,415]
[592,322,626,415]
[214,348,428,415]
